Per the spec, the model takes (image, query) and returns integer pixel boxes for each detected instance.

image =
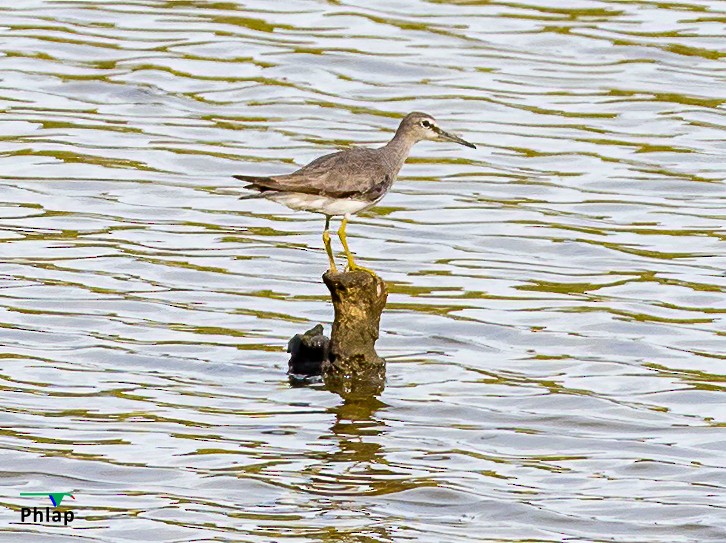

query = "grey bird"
[234,112,476,273]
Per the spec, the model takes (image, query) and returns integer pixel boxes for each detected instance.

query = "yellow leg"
[323,216,337,272]
[337,215,376,275]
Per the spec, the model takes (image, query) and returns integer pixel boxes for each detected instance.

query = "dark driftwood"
[287,324,329,384]
[321,270,387,397]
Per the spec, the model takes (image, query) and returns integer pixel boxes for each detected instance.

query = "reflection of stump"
[322,270,387,397]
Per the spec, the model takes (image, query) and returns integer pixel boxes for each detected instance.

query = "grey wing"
[244,148,392,198]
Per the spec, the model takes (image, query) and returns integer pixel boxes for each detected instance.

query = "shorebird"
[235,112,476,273]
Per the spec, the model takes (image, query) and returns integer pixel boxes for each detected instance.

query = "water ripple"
[1,0,725,541]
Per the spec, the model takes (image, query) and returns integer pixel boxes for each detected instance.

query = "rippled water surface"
[1,1,725,541]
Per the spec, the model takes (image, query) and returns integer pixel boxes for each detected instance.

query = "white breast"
[267,192,382,216]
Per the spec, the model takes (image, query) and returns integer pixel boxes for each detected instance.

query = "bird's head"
[398,112,476,149]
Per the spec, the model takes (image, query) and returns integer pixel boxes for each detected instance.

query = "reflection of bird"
[235,112,476,273]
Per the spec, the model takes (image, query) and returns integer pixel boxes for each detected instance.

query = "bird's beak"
[434,126,476,149]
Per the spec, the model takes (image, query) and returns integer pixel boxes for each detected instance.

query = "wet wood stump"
[287,270,387,396]
[322,270,387,396]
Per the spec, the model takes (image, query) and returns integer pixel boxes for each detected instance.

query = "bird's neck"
[381,132,417,175]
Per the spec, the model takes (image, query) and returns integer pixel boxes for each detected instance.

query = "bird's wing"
[234,148,392,199]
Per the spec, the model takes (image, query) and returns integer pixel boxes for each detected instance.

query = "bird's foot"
[345,262,378,276]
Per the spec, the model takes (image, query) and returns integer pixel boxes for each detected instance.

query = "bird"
[234,112,476,274]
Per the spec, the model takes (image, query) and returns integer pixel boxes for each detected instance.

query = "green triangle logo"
[20,492,75,507]
[49,493,75,506]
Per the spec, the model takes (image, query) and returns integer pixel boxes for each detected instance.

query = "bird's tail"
[233,174,278,197]
[233,175,274,184]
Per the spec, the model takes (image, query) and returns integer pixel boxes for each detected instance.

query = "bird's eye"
[421,120,431,128]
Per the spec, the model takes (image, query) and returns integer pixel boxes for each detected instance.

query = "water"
[1,1,724,541]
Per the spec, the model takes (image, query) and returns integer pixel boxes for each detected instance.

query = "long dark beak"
[435,126,476,149]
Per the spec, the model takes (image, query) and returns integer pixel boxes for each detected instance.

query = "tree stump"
[321,270,387,397]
